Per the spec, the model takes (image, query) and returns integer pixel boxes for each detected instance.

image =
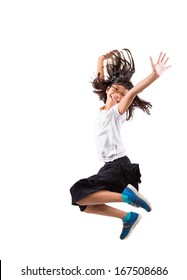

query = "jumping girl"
[70,48,171,240]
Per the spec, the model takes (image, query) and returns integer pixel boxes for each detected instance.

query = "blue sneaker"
[122,184,152,212]
[120,212,141,240]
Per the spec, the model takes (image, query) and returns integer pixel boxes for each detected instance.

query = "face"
[106,84,128,104]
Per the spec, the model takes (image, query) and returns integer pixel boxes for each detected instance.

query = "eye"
[111,86,118,91]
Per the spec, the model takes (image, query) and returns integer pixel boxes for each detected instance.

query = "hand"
[150,52,171,77]
[99,50,115,61]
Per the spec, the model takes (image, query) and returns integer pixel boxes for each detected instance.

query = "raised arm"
[97,56,105,79]
[97,51,115,80]
[118,52,171,115]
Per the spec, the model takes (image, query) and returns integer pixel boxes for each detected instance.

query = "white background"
[0,0,186,279]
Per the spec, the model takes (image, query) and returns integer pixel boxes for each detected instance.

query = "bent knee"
[76,198,86,206]
[84,205,96,213]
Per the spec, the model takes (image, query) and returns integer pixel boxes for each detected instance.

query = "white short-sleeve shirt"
[95,104,126,162]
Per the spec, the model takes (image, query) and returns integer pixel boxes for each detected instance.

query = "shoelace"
[130,197,142,207]
[122,222,131,229]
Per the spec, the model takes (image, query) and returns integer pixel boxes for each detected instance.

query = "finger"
[157,52,163,64]
[160,53,166,63]
[163,57,169,65]
[105,51,115,58]
[109,51,115,56]
[150,56,154,67]
[104,52,110,58]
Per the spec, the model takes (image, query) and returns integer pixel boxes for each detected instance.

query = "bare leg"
[84,204,127,219]
[77,190,123,206]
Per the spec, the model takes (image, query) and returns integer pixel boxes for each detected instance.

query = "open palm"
[150,52,171,76]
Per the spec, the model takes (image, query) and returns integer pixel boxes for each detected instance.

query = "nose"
[113,92,118,97]
[112,93,120,102]
[114,92,120,99]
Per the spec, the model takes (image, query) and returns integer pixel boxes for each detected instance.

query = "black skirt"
[70,156,141,211]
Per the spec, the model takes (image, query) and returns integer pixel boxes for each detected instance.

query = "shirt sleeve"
[112,104,126,121]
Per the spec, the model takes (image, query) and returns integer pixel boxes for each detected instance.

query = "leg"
[84,204,141,240]
[77,190,123,206]
[84,204,127,219]
[77,184,151,212]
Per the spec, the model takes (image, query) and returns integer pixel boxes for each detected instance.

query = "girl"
[70,49,171,240]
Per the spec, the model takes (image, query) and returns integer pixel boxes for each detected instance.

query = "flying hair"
[91,48,152,120]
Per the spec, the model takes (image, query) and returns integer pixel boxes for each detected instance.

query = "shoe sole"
[127,184,152,212]
[121,214,142,240]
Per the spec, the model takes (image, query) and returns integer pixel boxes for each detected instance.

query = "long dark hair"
[91,48,152,120]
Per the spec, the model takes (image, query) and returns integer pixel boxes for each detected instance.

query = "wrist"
[151,71,159,80]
